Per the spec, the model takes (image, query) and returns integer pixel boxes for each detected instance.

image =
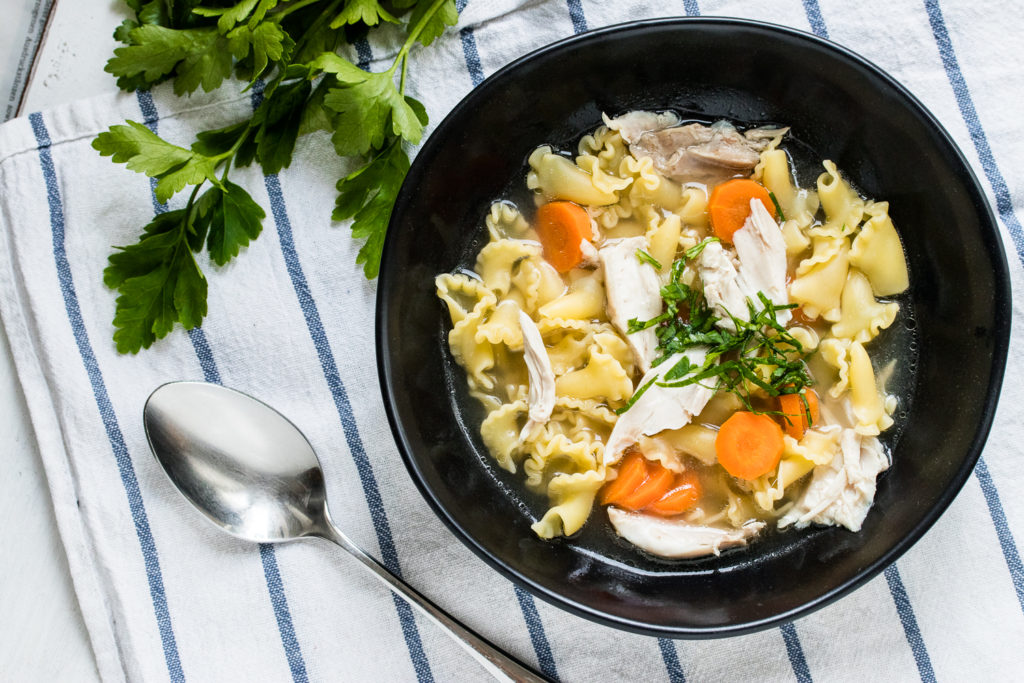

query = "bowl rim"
[376,15,1012,637]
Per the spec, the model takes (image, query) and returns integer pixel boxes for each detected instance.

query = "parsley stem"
[397,0,449,63]
[292,0,344,57]
[270,0,325,21]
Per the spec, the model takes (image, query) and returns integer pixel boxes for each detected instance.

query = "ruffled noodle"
[820,337,852,398]
[554,347,633,404]
[848,342,894,435]
[831,269,900,343]
[789,241,850,321]
[480,400,528,472]
[576,154,633,195]
[522,431,602,489]
[817,160,865,233]
[642,208,682,273]
[475,239,541,296]
[544,329,593,376]
[538,270,605,321]
[435,272,492,325]
[531,469,606,538]
[447,295,497,392]
[527,145,620,206]
[475,299,523,349]
[485,201,530,241]
[849,201,910,297]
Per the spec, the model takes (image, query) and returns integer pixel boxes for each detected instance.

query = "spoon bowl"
[143,381,546,683]
[145,381,328,542]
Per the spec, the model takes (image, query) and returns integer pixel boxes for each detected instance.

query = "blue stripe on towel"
[262,172,433,682]
[657,639,686,683]
[780,623,812,683]
[29,111,186,683]
[135,90,168,216]
[884,566,936,682]
[134,90,310,682]
[683,0,700,17]
[513,586,559,680]
[459,28,484,87]
[801,0,830,40]
[924,0,1024,266]
[565,0,587,33]
[566,0,587,33]
[973,458,1024,613]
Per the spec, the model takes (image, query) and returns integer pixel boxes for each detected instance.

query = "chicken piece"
[629,120,785,185]
[697,240,749,332]
[604,110,681,144]
[778,428,890,532]
[603,348,714,465]
[607,508,765,559]
[518,310,556,440]
[732,198,791,325]
[697,200,791,330]
[599,236,663,372]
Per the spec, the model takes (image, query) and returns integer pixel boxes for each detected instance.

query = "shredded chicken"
[518,310,556,440]
[603,348,714,465]
[599,237,662,372]
[579,238,599,268]
[697,199,791,330]
[603,110,681,144]
[732,199,791,325]
[697,241,749,331]
[607,508,765,559]
[626,120,786,185]
[778,429,890,532]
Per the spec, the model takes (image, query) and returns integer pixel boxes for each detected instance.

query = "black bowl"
[376,17,1010,637]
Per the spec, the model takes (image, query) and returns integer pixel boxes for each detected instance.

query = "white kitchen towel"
[1,1,1023,681]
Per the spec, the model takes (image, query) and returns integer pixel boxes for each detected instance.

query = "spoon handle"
[318,518,550,683]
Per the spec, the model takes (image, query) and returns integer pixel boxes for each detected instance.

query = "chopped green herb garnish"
[768,191,786,221]
[622,255,814,414]
[683,236,720,261]
[635,248,663,270]
[615,376,658,415]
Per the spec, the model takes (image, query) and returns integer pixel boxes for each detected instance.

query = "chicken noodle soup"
[435,111,909,560]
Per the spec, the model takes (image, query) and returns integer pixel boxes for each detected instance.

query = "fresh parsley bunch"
[93,0,458,353]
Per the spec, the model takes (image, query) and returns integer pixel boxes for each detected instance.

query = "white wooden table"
[1,1,127,678]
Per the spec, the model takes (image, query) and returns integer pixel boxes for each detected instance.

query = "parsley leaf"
[407,0,458,47]
[325,71,423,155]
[104,209,208,353]
[93,120,221,203]
[227,22,292,76]
[334,139,409,278]
[197,181,266,265]
[254,77,311,174]
[330,0,398,28]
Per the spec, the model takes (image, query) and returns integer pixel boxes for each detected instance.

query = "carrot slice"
[715,411,785,480]
[599,451,648,506]
[616,461,675,511]
[645,470,702,516]
[778,389,821,440]
[708,178,776,243]
[534,201,593,272]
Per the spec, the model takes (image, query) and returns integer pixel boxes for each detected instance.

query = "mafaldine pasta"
[435,111,911,560]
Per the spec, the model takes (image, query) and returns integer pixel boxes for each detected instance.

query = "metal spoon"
[143,381,546,683]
